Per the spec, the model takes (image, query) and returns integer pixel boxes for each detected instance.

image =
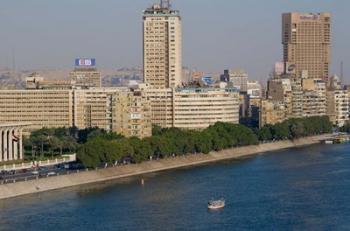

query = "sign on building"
[75,58,96,67]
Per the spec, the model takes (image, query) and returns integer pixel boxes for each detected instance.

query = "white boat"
[208,199,225,209]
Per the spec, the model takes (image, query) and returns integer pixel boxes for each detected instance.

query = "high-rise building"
[282,12,331,80]
[143,0,182,89]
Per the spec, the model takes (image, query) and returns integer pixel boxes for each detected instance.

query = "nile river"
[1,143,350,230]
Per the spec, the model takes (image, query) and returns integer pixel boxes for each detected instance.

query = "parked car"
[46,172,56,177]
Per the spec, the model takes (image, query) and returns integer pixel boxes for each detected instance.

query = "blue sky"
[0,0,349,81]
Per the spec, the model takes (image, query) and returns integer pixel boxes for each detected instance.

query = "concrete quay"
[0,134,331,200]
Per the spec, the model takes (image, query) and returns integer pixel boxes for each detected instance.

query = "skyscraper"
[143,0,182,89]
[282,12,331,80]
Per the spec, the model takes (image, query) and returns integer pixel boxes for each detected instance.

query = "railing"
[0,154,76,171]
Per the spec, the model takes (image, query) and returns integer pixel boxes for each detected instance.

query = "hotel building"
[282,12,331,80]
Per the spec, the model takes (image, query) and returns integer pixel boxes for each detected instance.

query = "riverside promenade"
[0,134,331,200]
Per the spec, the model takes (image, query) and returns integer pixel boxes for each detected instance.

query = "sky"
[0,0,349,82]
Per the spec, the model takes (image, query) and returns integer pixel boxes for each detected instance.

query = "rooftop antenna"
[161,0,171,9]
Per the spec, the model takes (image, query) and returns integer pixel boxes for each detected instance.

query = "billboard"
[285,62,296,74]
[75,58,96,67]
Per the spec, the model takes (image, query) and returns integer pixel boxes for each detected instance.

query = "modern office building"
[282,12,331,80]
[143,0,182,89]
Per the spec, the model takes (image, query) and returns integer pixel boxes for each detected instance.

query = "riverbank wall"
[0,134,331,200]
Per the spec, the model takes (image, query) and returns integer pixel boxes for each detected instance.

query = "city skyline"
[0,0,349,82]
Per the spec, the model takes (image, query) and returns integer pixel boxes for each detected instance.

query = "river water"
[1,143,350,230]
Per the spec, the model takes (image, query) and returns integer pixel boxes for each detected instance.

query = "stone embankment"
[0,134,331,200]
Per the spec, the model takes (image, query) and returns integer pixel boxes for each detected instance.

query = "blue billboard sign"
[75,58,96,67]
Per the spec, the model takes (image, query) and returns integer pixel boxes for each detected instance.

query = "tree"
[257,126,272,141]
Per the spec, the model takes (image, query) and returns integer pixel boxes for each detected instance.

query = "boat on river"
[208,199,225,210]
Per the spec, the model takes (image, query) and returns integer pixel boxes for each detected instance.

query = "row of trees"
[24,116,333,167]
[77,116,332,168]
[256,116,333,141]
[23,127,107,159]
[77,123,258,168]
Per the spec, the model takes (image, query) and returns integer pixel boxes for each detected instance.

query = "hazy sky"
[0,0,349,82]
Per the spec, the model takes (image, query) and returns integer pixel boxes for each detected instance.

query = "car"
[46,172,56,176]
[31,171,39,175]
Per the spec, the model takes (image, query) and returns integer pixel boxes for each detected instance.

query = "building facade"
[0,88,152,139]
[173,88,240,129]
[142,85,240,129]
[0,90,74,131]
[259,100,286,128]
[143,1,182,89]
[282,12,331,80]
[69,68,101,89]
[326,90,349,127]
[112,88,152,138]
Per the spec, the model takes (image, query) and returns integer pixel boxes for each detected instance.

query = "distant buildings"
[258,12,347,128]
[220,69,248,92]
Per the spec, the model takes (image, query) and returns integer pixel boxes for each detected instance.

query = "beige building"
[327,90,349,127]
[73,88,115,131]
[282,12,331,80]
[112,88,152,138]
[302,79,327,117]
[0,88,152,139]
[26,73,72,90]
[0,90,74,130]
[143,1,182,89]
[173,88,239,129]
[69,68,101,89]
[262,75,327,126]
[259,99,286,128]
[140,84,240,129]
